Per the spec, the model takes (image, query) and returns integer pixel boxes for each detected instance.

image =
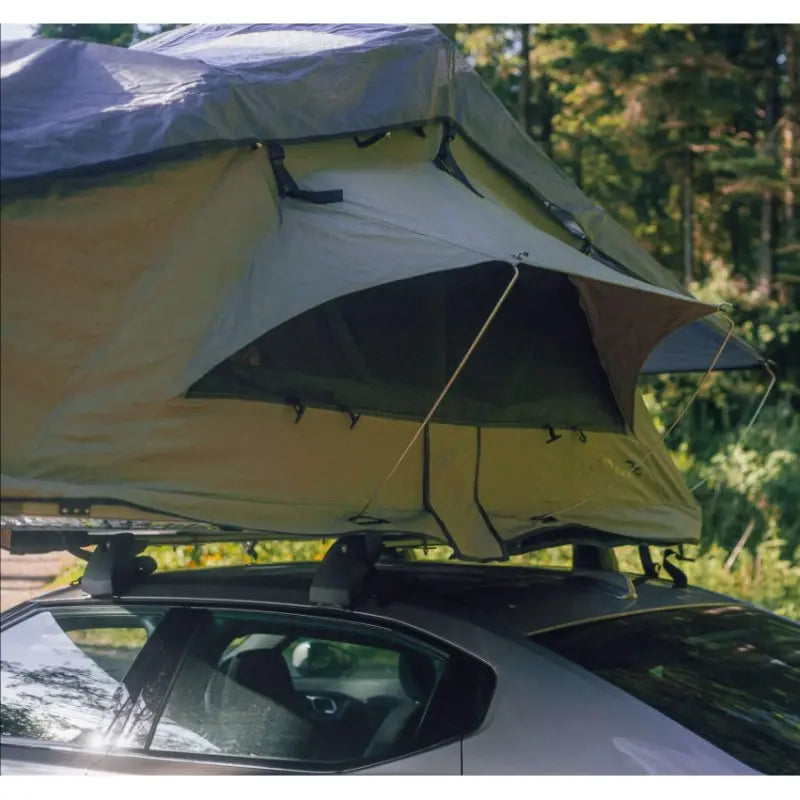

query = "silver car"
[1,531,798,775]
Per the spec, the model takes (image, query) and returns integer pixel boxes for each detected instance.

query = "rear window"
[148,609,493,768]
[1,608,163,745]
[532,605,800,775]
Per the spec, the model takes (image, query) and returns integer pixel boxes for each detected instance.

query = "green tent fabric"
[0,26,732,559]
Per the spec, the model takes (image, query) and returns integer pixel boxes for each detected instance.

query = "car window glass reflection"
[0,611,159,746]
[533,605,800,775]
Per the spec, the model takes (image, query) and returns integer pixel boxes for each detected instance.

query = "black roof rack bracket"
[79,533,157,598]
[309,533,383,608]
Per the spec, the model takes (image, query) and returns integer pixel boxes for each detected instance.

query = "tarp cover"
[0,23,760,371]
[0,25,742,557]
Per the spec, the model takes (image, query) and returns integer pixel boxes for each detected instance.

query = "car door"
[0,603,194,775]
[87,605,493,775]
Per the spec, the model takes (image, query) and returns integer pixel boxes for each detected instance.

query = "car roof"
[21,559,739,636]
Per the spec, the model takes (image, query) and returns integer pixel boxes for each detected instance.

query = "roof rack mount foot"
[309,533,383,608]
[80,533,156,598]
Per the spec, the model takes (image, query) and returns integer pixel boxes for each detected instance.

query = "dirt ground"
[0,550,79,612]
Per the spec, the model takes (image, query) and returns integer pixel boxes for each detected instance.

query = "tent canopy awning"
[179,156,712,432]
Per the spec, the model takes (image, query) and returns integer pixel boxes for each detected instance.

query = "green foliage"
[34,24,138,47]
[33,24,182,48]
[676,543,800,619]
[457,24,798,282]
[45,539,333,591]
[523,544,800,619]
[147,539,331,570]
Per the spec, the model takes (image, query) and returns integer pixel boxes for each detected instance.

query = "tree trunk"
[724,518,756,572]
[759,191,774,296]
[726,200,742,271]
[758,25,781,297]
[682,149,694,287]
[783,27,797,246]
[574,140,583,189]
[540,76,554,157]
[518,24,531,134]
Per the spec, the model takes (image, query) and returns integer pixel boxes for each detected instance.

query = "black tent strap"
[433,123,483,198]
[336,404,362,429]
[633,544,660,586]
[661,549,689,589]
[676,543,695,562]
[570,426,588,443]
[548,204,589,242]
[286,397,306,424]
[266,142,343,204]
[639,544,659,576]
[354,131,389,149]
[542,425,588,444]
[284,396,361,429]
[545,426,562,443]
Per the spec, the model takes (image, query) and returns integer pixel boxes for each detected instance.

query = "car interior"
[150,613,448,765]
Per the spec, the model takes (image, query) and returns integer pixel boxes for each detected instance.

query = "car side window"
[149,609,492,768]
[0,608,164,746]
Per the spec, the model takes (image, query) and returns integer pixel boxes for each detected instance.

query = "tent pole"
[689,360,776,493]
[356,263,520,518]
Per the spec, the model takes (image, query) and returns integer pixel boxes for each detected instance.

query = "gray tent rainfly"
[0,25,761,560]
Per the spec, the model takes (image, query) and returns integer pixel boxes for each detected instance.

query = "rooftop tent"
[0,25,752,559]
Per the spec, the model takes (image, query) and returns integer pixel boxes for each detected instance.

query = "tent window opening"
[187,262,625,432]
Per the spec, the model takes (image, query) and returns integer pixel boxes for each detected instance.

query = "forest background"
[27,23,800,618]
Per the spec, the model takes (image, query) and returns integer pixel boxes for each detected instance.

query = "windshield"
[532,605,800,775]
